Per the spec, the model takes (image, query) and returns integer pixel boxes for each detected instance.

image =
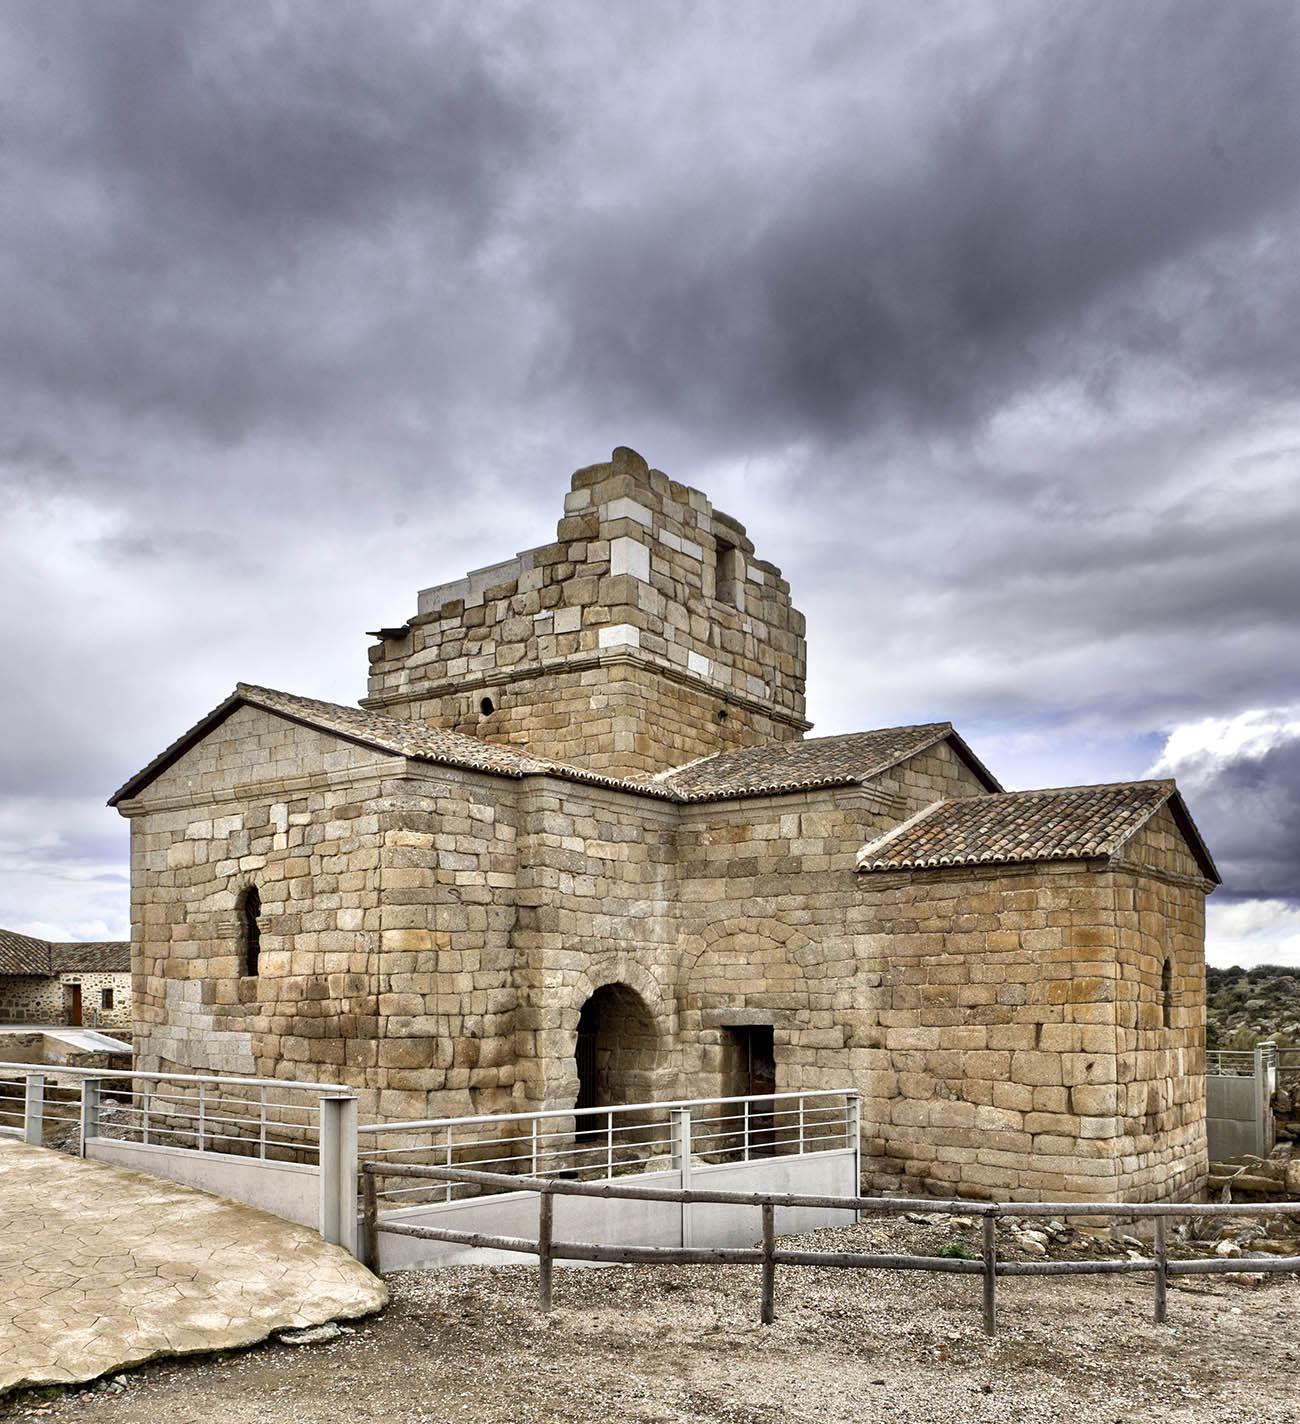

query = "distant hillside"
[1206,964,1300,1050]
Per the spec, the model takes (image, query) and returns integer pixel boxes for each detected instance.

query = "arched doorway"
[574,982,660,1112]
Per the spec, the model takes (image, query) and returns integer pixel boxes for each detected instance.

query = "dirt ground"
[5,1217,1299,1424]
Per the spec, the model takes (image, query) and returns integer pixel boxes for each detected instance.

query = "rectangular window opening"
[716,540,742,608]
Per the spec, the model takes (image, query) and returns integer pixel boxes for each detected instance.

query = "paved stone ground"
[0,1140,387,1394]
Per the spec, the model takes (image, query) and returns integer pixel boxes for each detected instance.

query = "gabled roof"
[49,943,132,973]
[0,927,57,975]
[110,684,999,810]
[656,723,1001,802]
[107,683,680,806]
[0,930,130,976]
[855,780,1220,883]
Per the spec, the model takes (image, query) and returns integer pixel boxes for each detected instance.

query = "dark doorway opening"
[723,1025,776,1156]
[573,983,660,1137]
[575,999,599,1113]
[65,982,83,1027]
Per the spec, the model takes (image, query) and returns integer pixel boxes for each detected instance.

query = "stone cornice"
[1106,856,1218,895]
[113,757,406,818]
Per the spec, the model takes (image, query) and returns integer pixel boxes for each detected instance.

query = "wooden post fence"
[760,1202,776,1325]
[1154,1215,1168,1325]
[537,1188,555,1314]
[361,1166,379,1273]
[357,1161,1300,1336]
[981,1212,997,1337]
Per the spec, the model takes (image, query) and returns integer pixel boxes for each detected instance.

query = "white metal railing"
[0,1061,348,1160]
[0,1062,358,1249]
[1206,1044,1277,1078]
[357,1089,860,1210]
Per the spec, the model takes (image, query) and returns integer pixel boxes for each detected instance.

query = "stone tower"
[362,447,810,776]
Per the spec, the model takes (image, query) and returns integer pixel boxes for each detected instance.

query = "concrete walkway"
[0,1140,387,1394]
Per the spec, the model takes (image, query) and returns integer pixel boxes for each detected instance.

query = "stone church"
[111,447,1219,1202]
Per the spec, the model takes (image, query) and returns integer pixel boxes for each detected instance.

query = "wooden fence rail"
[359,1161,1300,1337]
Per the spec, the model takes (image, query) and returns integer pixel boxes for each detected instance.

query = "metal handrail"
[0,1061,352,1095]
[356,1087,855,1135]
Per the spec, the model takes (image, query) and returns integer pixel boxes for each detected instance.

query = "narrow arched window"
[1161,957,1173,1029]
[238,884,262,977]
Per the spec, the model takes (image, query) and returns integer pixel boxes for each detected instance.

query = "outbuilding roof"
[855,780,1219,883]
[0,927,56,976]
[108,685,999,808]
[0,930,130,976]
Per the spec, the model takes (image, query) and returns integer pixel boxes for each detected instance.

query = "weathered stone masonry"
[113,448,1219,1204]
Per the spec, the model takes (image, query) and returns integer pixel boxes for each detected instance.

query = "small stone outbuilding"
[0,929,132,1029]
[110,448,1219,1202]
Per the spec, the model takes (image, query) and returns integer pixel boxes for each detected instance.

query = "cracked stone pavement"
[0,1139,387,1393]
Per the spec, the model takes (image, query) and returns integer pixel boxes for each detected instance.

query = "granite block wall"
[118,693,1213,1204]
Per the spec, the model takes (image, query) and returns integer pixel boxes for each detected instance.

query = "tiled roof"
[657,724,1000,802]
[111,685,993,809]
[0,931,130,976]
[856,780,1219,882]
[49,943,131,973]
[0,928,56,975]
[237,685,577,779]
[108,684,678,806]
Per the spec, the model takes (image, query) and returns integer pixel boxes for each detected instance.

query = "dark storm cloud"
[0,1,1297,942]
[0,1,548,441]
[1155,723,1300,900]
[540,0,1300,442]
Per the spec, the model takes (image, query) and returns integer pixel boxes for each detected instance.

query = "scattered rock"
[277,1323,343,1346]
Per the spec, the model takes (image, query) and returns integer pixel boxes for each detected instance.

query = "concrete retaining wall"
[374,1147,858,1272]
[87,1138,320,1230]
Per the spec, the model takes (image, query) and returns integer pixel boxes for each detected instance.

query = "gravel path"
[6,1217,1298,1424]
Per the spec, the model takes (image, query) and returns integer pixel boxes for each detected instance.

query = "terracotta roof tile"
[112,685,992,809]
[656,724,989,801]
[0,931,129,976]
[0,928,56,976]
[49,943,131,973]
[108,684,677,806]
[855,780,1217,879]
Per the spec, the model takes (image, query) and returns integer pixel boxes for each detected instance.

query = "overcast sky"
[1,2,1297,967]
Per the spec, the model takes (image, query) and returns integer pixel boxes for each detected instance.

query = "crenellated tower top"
[362,447,808,776]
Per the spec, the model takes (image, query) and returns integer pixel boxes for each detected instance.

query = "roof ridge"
[114,687,991,811]
[792,721,952,746]
[855,777,1216,883]
[854,798,950,868]
[655,720,956,780]
[652,749,721,782]
[995,778,1175,798]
